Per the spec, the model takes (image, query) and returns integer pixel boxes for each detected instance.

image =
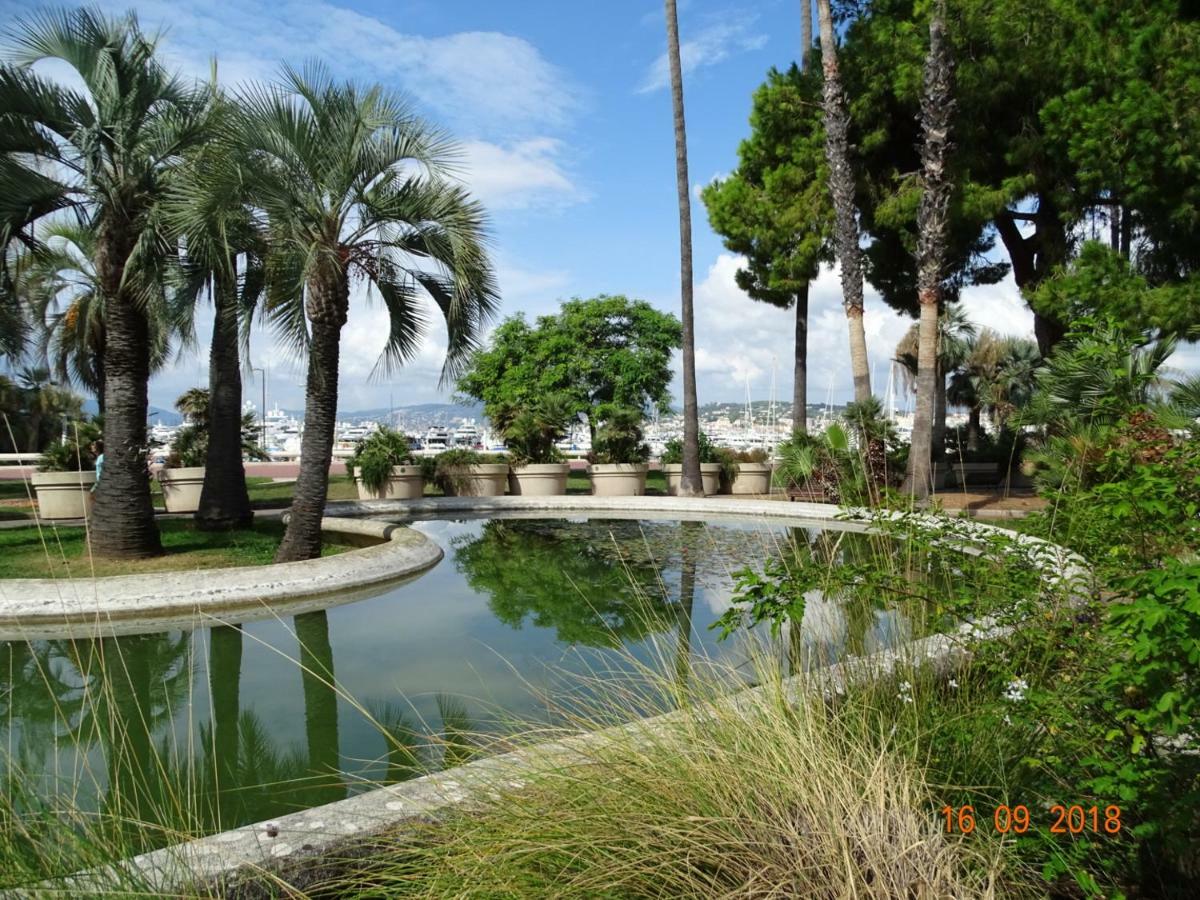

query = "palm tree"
[294,611,344,806]
[663,0,703,497]
[815,0,871,403]
[168,94,265,530]
[902,0,954,499]
[2,8,210,558]
[224,65,498,562]
[946,331,1039,450]
[22,221,171,415]
[896,303,976,465]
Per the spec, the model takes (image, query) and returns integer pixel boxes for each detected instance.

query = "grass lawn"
[0,518,349,579]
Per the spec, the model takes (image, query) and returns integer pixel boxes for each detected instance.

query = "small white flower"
[1002,678,1028,703]
[899,681,912,693]
[1003,714,1013,726]
[899,694,914,704]
[948,678,959,689]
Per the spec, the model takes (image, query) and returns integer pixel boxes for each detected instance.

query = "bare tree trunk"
[966,406,982,452]
[902,1,954,501]
[275,272,347,562]
[801,0,813,70]
[198,274,253,530]
[816,0,871,404]
[793,285,808,433]
[933,366,948,462]
[664,0,703,497]
[90,217,162,558]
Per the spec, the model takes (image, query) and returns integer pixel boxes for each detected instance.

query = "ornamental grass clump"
[296,652,997,899]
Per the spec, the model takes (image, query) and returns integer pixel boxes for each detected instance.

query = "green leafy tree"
[701,65,829,434]
[457,295,681,444]
[1,8,212,558]
[223,65,498,562]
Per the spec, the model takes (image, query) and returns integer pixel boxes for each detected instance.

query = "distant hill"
[147,406,182,426]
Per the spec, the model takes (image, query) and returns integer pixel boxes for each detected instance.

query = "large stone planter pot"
[159,466,206,513]
[355,465,425,500]
[442,463,509,497]
[929,463,949,491]
[663,463,721,496]
[508,462,570,496]
[728,462,773,495]
[946,460,998,488]
[31,470,95,520]
[589,463,648,496]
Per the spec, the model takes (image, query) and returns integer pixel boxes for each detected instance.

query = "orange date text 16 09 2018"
[941,805,1122,835]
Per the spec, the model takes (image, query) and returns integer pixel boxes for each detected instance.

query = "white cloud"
[638,16,767,94]
[7,0,579,137]
[459,139,585,212]
[678,253,1043,405]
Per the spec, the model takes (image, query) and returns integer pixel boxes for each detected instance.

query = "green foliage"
[163,388,266,468]
[345,428,416,492]
[36,420,101,473]
[492,395,571,467]
[660,431,718,466]
[590,407,649,465]
[456,296,681,437]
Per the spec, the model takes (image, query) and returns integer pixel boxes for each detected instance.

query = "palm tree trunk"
[801,0,813,70]
[295,611,344,805]
[793,285,809,433]
[275,274,347,563]
[675,521,700,693]
[664,0,703,497]
[966,406,982,452]
[198,275,253,530]
[89,220,161,558]
[816,0,871,404]
[933,367,947,463]
[902,1,953,500]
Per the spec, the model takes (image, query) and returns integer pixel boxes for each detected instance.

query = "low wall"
[0,517,443,640]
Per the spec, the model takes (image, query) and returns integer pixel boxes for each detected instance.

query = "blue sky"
[5,0,1061,413]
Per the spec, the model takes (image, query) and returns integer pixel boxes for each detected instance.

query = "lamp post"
[251,367,266,452]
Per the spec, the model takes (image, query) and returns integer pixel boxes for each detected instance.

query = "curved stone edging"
[34,496,1089,893]
[0,517,444,640]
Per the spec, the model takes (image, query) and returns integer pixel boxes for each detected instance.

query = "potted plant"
[435,448,509,497]
[660,432,722,496]
[495,397,572,496]
[32,421,101,519]
[588,407,650,496]
[718,446,772,495]
[158,424,207,514]
[346,428,424,500]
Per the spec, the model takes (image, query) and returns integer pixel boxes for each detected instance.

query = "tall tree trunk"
[664,0,703,497]
[994,203,1069,358]
[209,624,243,829]
[933,366,948,463]
[966,405,982,453]
[275,272,347,563]
[198,274,253,530]
[902,1,954,500]
[90,219,161,558]
[295,611,344,805]
[793,285,809,433]
[816,0,871,403]
[801,0,813,70]
[675,521,700,694]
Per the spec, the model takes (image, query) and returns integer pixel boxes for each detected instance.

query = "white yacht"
[452,420,481,448]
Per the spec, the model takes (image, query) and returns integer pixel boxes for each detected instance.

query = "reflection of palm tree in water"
[673,521,702,692]
[208,624,243,828]
[294,611,345,806]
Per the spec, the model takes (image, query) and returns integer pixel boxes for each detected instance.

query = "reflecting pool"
[0,515,916,848]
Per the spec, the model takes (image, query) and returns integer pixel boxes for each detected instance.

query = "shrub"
[36,421,101,472]
[433,449,505,493]
[345,429,417,493]
[492,396,570,467]
[590,407,649,465]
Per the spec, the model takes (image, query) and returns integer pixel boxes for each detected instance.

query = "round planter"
[663,463,721,496]
[507,462,570,496]
[158,466,206,513]
[441,463,509,497]
[31,470,96,520]
[588,463,649,497]
[728,462,773,495]
[355,465,425,501]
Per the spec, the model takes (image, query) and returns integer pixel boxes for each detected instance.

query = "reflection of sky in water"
[0,516,913,824]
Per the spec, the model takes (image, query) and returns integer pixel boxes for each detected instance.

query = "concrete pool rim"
[26,495,1088,893]
[0,516,444,639]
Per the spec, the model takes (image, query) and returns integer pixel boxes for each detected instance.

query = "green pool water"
[0,515,914,851]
